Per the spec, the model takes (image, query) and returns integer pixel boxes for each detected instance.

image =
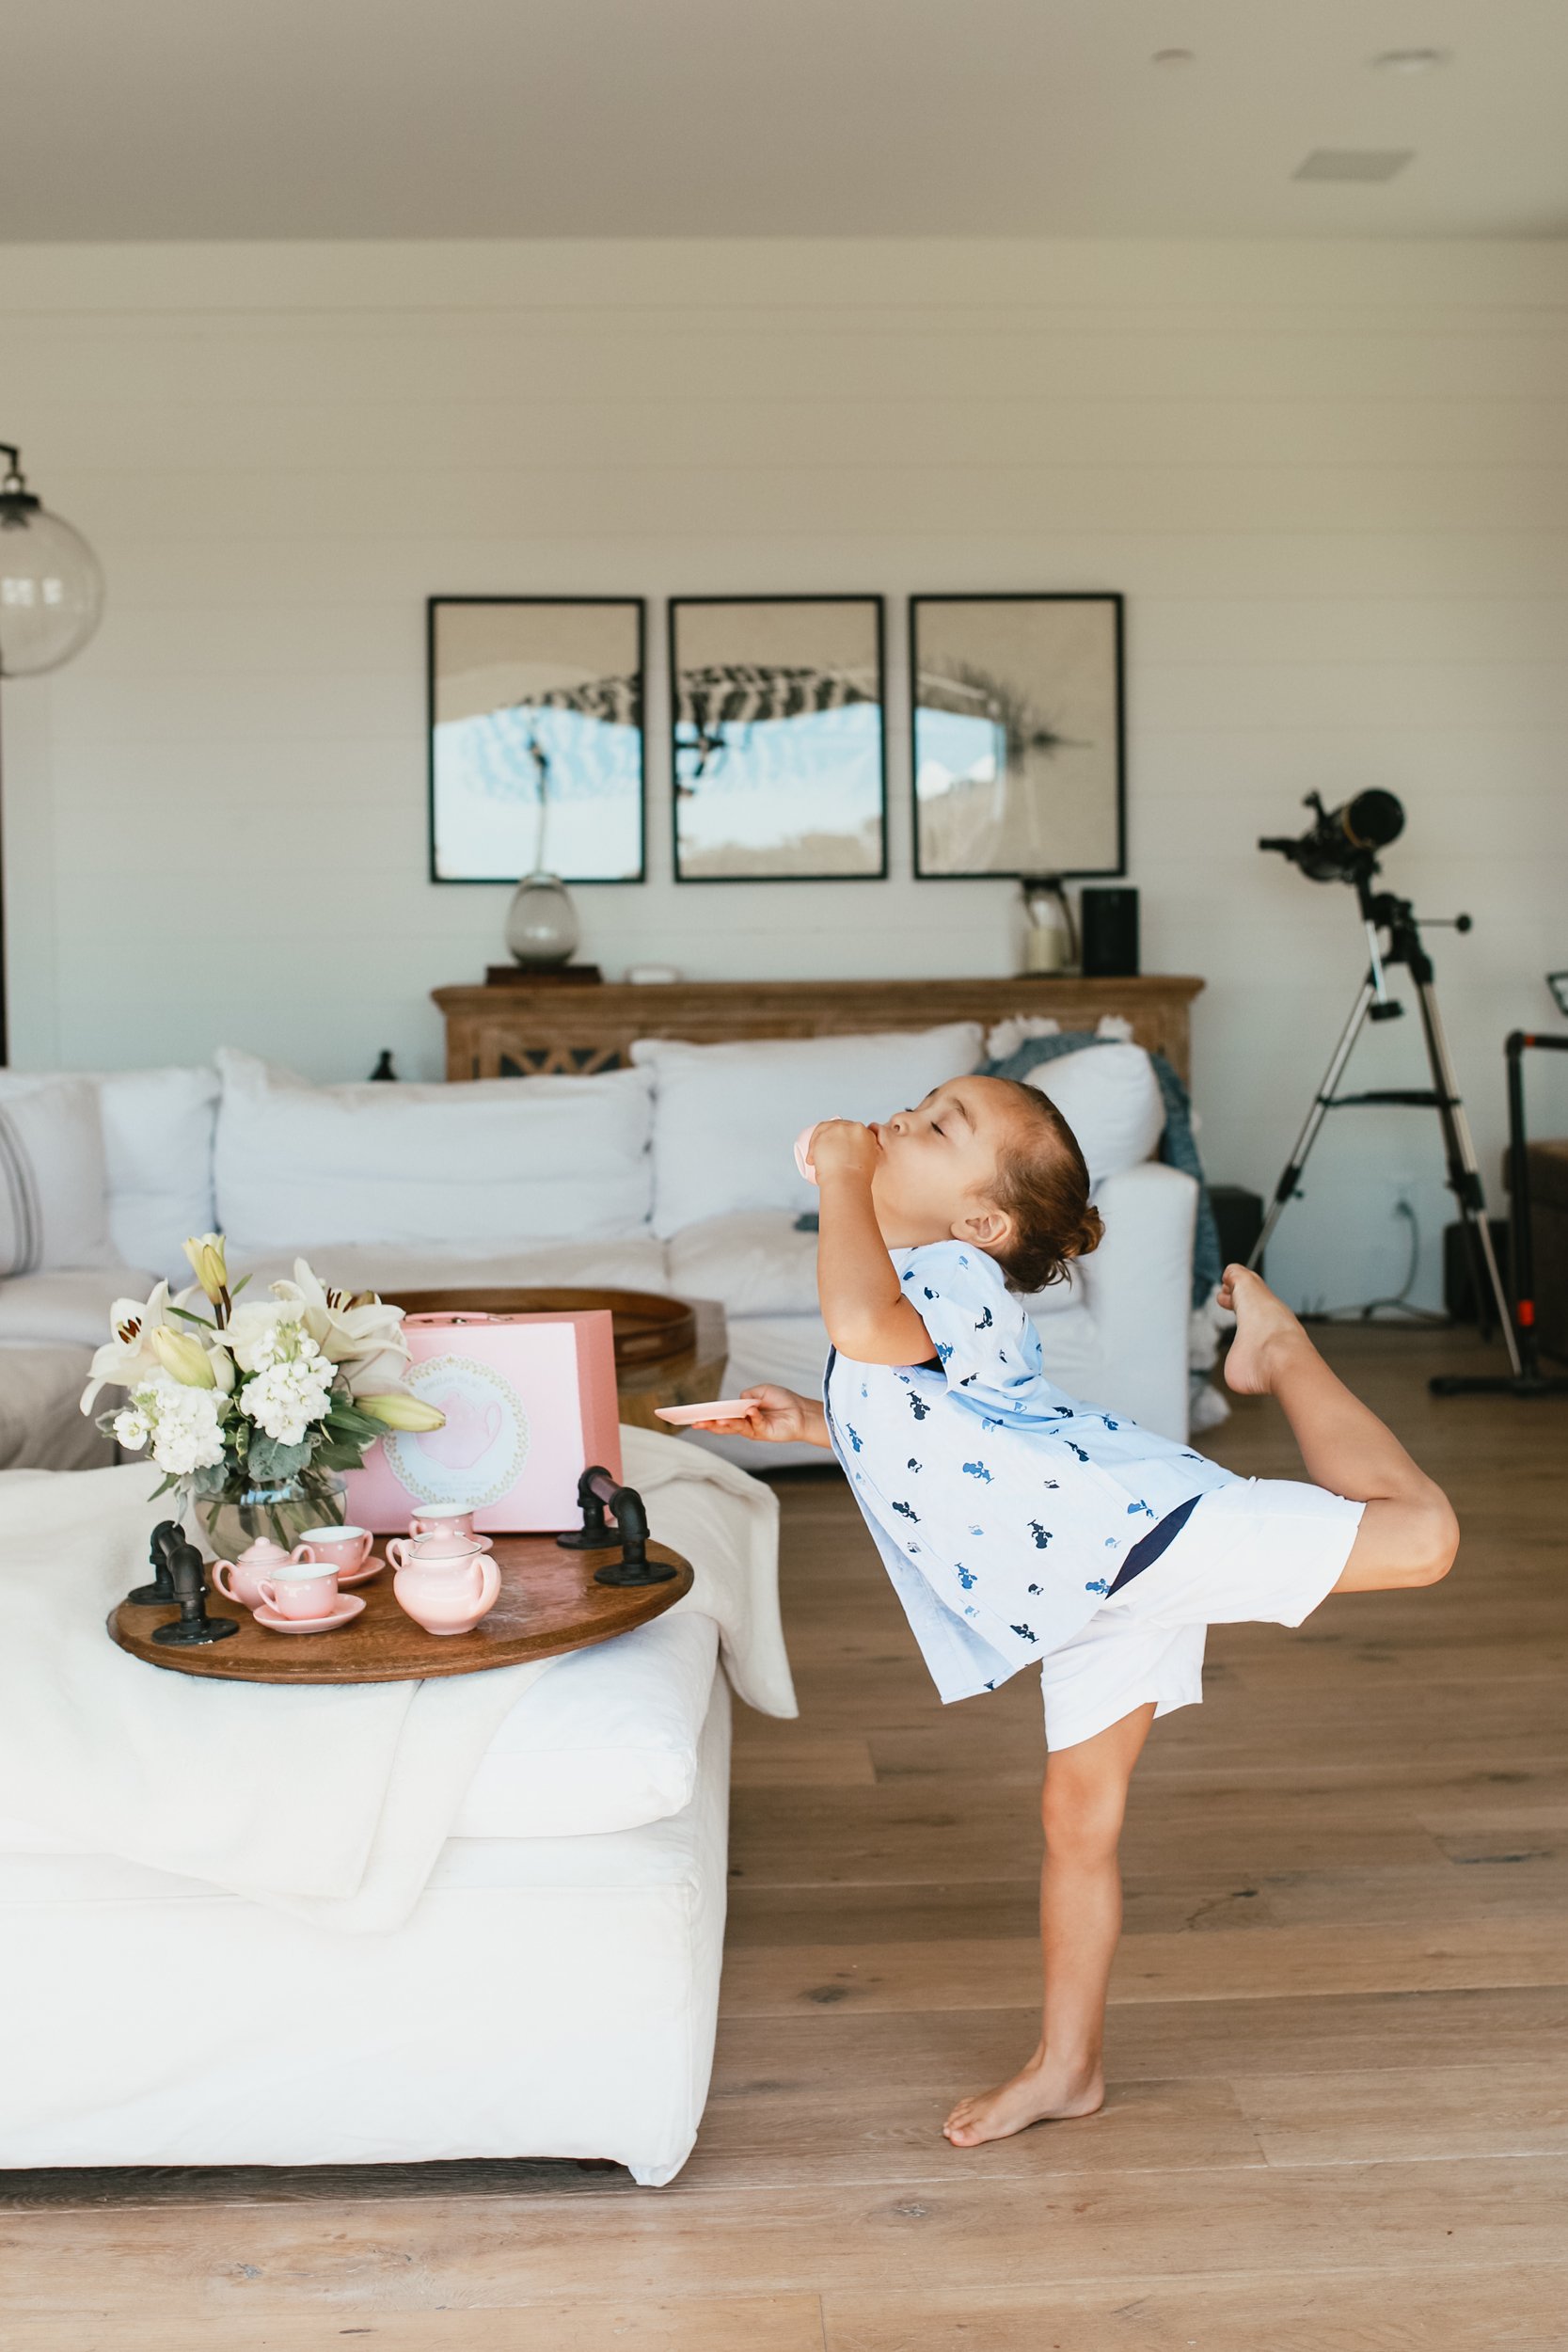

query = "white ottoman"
[0,1613,731,2188]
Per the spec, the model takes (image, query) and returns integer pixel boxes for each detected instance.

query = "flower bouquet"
[81,1234,444,1556]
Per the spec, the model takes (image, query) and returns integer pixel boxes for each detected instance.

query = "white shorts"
[1040,1477,1366,1752]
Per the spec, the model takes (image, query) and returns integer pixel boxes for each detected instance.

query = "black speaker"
[1079,886,1139,978]
[1210,1184,1265,1277]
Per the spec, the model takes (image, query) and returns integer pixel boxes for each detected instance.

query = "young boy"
[701,1076,1459,2145]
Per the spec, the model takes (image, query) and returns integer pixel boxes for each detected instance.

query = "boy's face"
[866,1076,1025,1251]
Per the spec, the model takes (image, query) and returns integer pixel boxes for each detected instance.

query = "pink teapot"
[386,1524,501,1637]
[212,1535,319,1613]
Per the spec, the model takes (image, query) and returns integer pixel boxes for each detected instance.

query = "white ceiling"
[1,0,1564,242]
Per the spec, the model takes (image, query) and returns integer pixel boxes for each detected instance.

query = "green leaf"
[325,1399,389,1447]
[167,1303,216,1327]
[312,1434,373,1473]
[229,1273,253,1298]
[247,1435,313,1483]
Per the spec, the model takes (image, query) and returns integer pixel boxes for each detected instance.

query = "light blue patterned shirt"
[822,1239,1238,1703]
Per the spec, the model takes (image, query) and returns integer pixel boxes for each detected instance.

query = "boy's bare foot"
[942,2052,1104,2148]
[1216,1263,1310,1397]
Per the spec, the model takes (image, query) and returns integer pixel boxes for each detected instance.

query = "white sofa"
[0,1025,1199,1475]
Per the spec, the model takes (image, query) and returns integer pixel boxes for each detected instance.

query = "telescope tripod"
[1248,883,1523,1390]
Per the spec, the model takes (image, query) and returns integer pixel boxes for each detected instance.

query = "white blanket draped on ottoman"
[0,1425,794,1935]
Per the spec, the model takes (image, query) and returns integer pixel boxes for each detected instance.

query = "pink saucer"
[793,1123,819,1184]
[253,1592,367,1635]
[655,1399,753,1425]
[335,1554,385,1587]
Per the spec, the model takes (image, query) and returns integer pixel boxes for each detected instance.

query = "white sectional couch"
[0,1023,1198,1472]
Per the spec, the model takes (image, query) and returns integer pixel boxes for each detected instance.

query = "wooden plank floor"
[4,1326,1566,2350]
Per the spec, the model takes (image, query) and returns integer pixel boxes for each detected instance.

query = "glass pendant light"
[0,444,105,676]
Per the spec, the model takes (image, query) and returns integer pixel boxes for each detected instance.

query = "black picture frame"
[669,594,888,883]
[427,596,647,885]
[909,592,1126,881]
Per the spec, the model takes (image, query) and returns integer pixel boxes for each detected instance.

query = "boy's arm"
[689,1385,832,1448]
[813,1121,934,1366]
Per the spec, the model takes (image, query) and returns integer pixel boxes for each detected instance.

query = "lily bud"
[182,1232,230,1303]
[357,1391,446,1432]
[150,1327,218,1388]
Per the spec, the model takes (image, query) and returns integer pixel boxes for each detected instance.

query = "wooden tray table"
[108,1536,693,1685]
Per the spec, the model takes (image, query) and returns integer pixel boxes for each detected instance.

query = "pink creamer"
[344,1309,622,1536]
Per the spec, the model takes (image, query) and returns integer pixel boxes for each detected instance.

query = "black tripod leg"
[1411,976,1522,1381]
[1249,977,1376,1271]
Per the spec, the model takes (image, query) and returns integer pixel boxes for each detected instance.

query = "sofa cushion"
[0,1610,721,1854]
[450,1612,719,1839]
[214,1049,655,1256]
[0,1268,160,1352]
[665,1211,820,1320]
[0,1076,117,1275]
[632,1022,985,1240]
[97,1066,221,1285]
[1013,1043,1165,1188]
[0,1344,118,1474]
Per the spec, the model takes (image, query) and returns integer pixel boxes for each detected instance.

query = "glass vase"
[195,1470,347,1563]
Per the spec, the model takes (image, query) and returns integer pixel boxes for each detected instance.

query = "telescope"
[1249,787,1516,1383]
[1259,789,1404,884]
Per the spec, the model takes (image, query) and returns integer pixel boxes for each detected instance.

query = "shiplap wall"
[2,236,1565,1311]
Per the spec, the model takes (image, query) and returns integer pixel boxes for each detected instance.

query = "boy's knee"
[1042,1776,1125,1862]
[1406,1492,1460,1585]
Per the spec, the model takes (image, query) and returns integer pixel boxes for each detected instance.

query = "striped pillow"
[0,1076,116,1277]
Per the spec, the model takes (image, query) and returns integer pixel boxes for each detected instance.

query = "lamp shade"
[0,451,104,677]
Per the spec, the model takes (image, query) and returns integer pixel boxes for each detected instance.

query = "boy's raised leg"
[943,1701,1155,2148]
[1219,1263,1459,1593]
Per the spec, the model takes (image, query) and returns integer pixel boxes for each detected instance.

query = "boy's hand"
[808,1119,880,1184]
[688,1384,830,1447]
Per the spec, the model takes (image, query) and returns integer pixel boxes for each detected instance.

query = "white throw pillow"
[0,1074,116,1274]
[95,1065,221,1283]
[213,1048,655,1257]
[632,1022,985,1239]
[1020,1043,1165,1189]
[450,1613,719,1839]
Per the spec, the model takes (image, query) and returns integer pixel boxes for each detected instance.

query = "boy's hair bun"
[989,1081,1105,1295]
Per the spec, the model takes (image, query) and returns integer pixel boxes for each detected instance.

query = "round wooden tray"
[107,1536,693,1685]
[396,1286,697,1368]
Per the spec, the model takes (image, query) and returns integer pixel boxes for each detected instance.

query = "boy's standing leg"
[943,1702,1155,2147]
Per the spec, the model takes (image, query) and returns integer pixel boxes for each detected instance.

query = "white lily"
[271,1260,409,1394]
[80,1280,175,1415]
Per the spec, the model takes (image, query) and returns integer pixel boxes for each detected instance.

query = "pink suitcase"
[343,1310,623,1535]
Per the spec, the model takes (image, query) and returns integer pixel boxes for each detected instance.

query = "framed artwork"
[670,596,887,882]
[910,593,1125,879]
[428,597,645,883]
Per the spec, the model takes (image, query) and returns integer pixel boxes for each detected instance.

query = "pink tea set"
[210,1503,499,1639]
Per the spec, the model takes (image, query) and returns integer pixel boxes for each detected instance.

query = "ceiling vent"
[1293,149,1414,183]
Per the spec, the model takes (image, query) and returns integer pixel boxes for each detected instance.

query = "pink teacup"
[212,1536,319,1613]
[255,1563,341,1622]
[408,1502,477,1542]
[295,1523,373,1575]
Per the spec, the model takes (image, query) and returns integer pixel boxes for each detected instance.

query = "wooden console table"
[434,976,1204,1086]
